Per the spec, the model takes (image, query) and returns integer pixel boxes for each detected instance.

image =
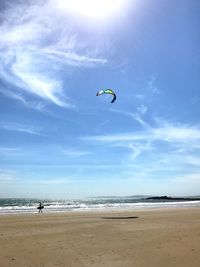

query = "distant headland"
[145,196,200,201]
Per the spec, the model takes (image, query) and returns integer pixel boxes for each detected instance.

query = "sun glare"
[58,0,125,19]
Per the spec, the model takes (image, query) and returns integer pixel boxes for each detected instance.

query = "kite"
[96,89,116,103]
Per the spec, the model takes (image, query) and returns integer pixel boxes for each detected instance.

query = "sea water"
[0,197,200,215]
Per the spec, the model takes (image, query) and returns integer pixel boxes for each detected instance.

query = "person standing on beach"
[37,202,44,213]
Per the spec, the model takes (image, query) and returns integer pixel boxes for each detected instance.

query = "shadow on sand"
[101,216,139,220]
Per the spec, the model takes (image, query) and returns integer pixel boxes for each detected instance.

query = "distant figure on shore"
[37,202,44,213]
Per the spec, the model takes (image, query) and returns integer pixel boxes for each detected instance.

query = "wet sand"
[0,208,200,267]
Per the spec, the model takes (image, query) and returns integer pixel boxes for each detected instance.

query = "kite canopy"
[96,89,116,103]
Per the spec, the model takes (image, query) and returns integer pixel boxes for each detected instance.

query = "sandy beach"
[0,208,200,267]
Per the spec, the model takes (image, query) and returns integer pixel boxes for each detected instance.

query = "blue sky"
[0,0,200,198]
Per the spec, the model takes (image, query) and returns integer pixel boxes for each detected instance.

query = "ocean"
[0,197,200,215]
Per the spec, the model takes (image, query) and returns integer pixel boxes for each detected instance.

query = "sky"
[0,0,200,198]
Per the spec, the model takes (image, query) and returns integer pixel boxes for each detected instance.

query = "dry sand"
[0,208,200,267]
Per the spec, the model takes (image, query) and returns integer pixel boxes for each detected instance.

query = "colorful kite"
[96,89,116,103]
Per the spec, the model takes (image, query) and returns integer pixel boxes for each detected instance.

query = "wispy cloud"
[133,75,160,104]
[0,147,23,156]
[62,149,91,157]
[0,122,43,135]
[172,172,200,184]
[95,120,110,132]
[152,120,200,145]
[110,105,148,127]
[0,89,48,112]
[83,122,200,144]
[43,49,107,66]
[147,74,160,95]
[137,104,147,114]
[81,120,200,167]
[0,1,107,109]
[0,168,17,182]
[169,172,200,195]
[32,178,70,185]
[134,94,145,100]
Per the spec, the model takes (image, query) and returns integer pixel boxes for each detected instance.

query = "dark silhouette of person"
[38,202,44,213]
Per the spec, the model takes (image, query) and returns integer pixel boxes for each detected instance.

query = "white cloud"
[95,120,110,132]
[12,63,67,107]
[0,1,107,108]
[184,156,200,167]
[168,172,200,195]
[0,88,49,112]
[147,74,160,95]
[0,169,17,182]
[152,121,200,145]
[43,49,107,66]
[83,122,200,144]
[173,172,200,183]
[134,94,145,100]
[0,122,43,135]
[137,104,147,115]
[62,149,91,157]
[110,108,148,128]
[0,147,23,156]
[81,121,200,168]
[32,178,70,185]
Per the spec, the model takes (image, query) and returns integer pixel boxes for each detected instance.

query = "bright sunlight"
[58,0,125,19]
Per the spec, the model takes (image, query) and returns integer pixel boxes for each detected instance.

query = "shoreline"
[0,205,200,216]
[1,200,200,216]
[0,207,200,266]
